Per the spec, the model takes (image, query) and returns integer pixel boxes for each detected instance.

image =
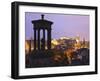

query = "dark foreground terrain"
[25,48,89,68]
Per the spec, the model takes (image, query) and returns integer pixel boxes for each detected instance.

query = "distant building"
[25,36,89,54]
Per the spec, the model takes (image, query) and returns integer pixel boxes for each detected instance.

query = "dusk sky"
[25,12,89,41]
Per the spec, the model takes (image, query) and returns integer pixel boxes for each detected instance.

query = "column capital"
[47,28,52,31]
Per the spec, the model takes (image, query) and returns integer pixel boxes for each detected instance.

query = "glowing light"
[25,41,30,54]
[76,39,79,43]
[60,37,70,40]
[51,39,59,45]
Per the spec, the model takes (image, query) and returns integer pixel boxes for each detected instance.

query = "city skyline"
[25,12,89,41]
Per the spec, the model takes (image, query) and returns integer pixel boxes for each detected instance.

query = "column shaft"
[38,29,40,50]
[47,29,51,50]
[43,29,45,50]
[34,29,36,50]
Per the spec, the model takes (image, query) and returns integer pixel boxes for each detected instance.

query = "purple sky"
[25,12,89,41]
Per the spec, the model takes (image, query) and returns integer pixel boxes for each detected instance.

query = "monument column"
[34,29,36,50]
[43,29,45,50]
[38,29,40,50]
[47,29,51,50]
